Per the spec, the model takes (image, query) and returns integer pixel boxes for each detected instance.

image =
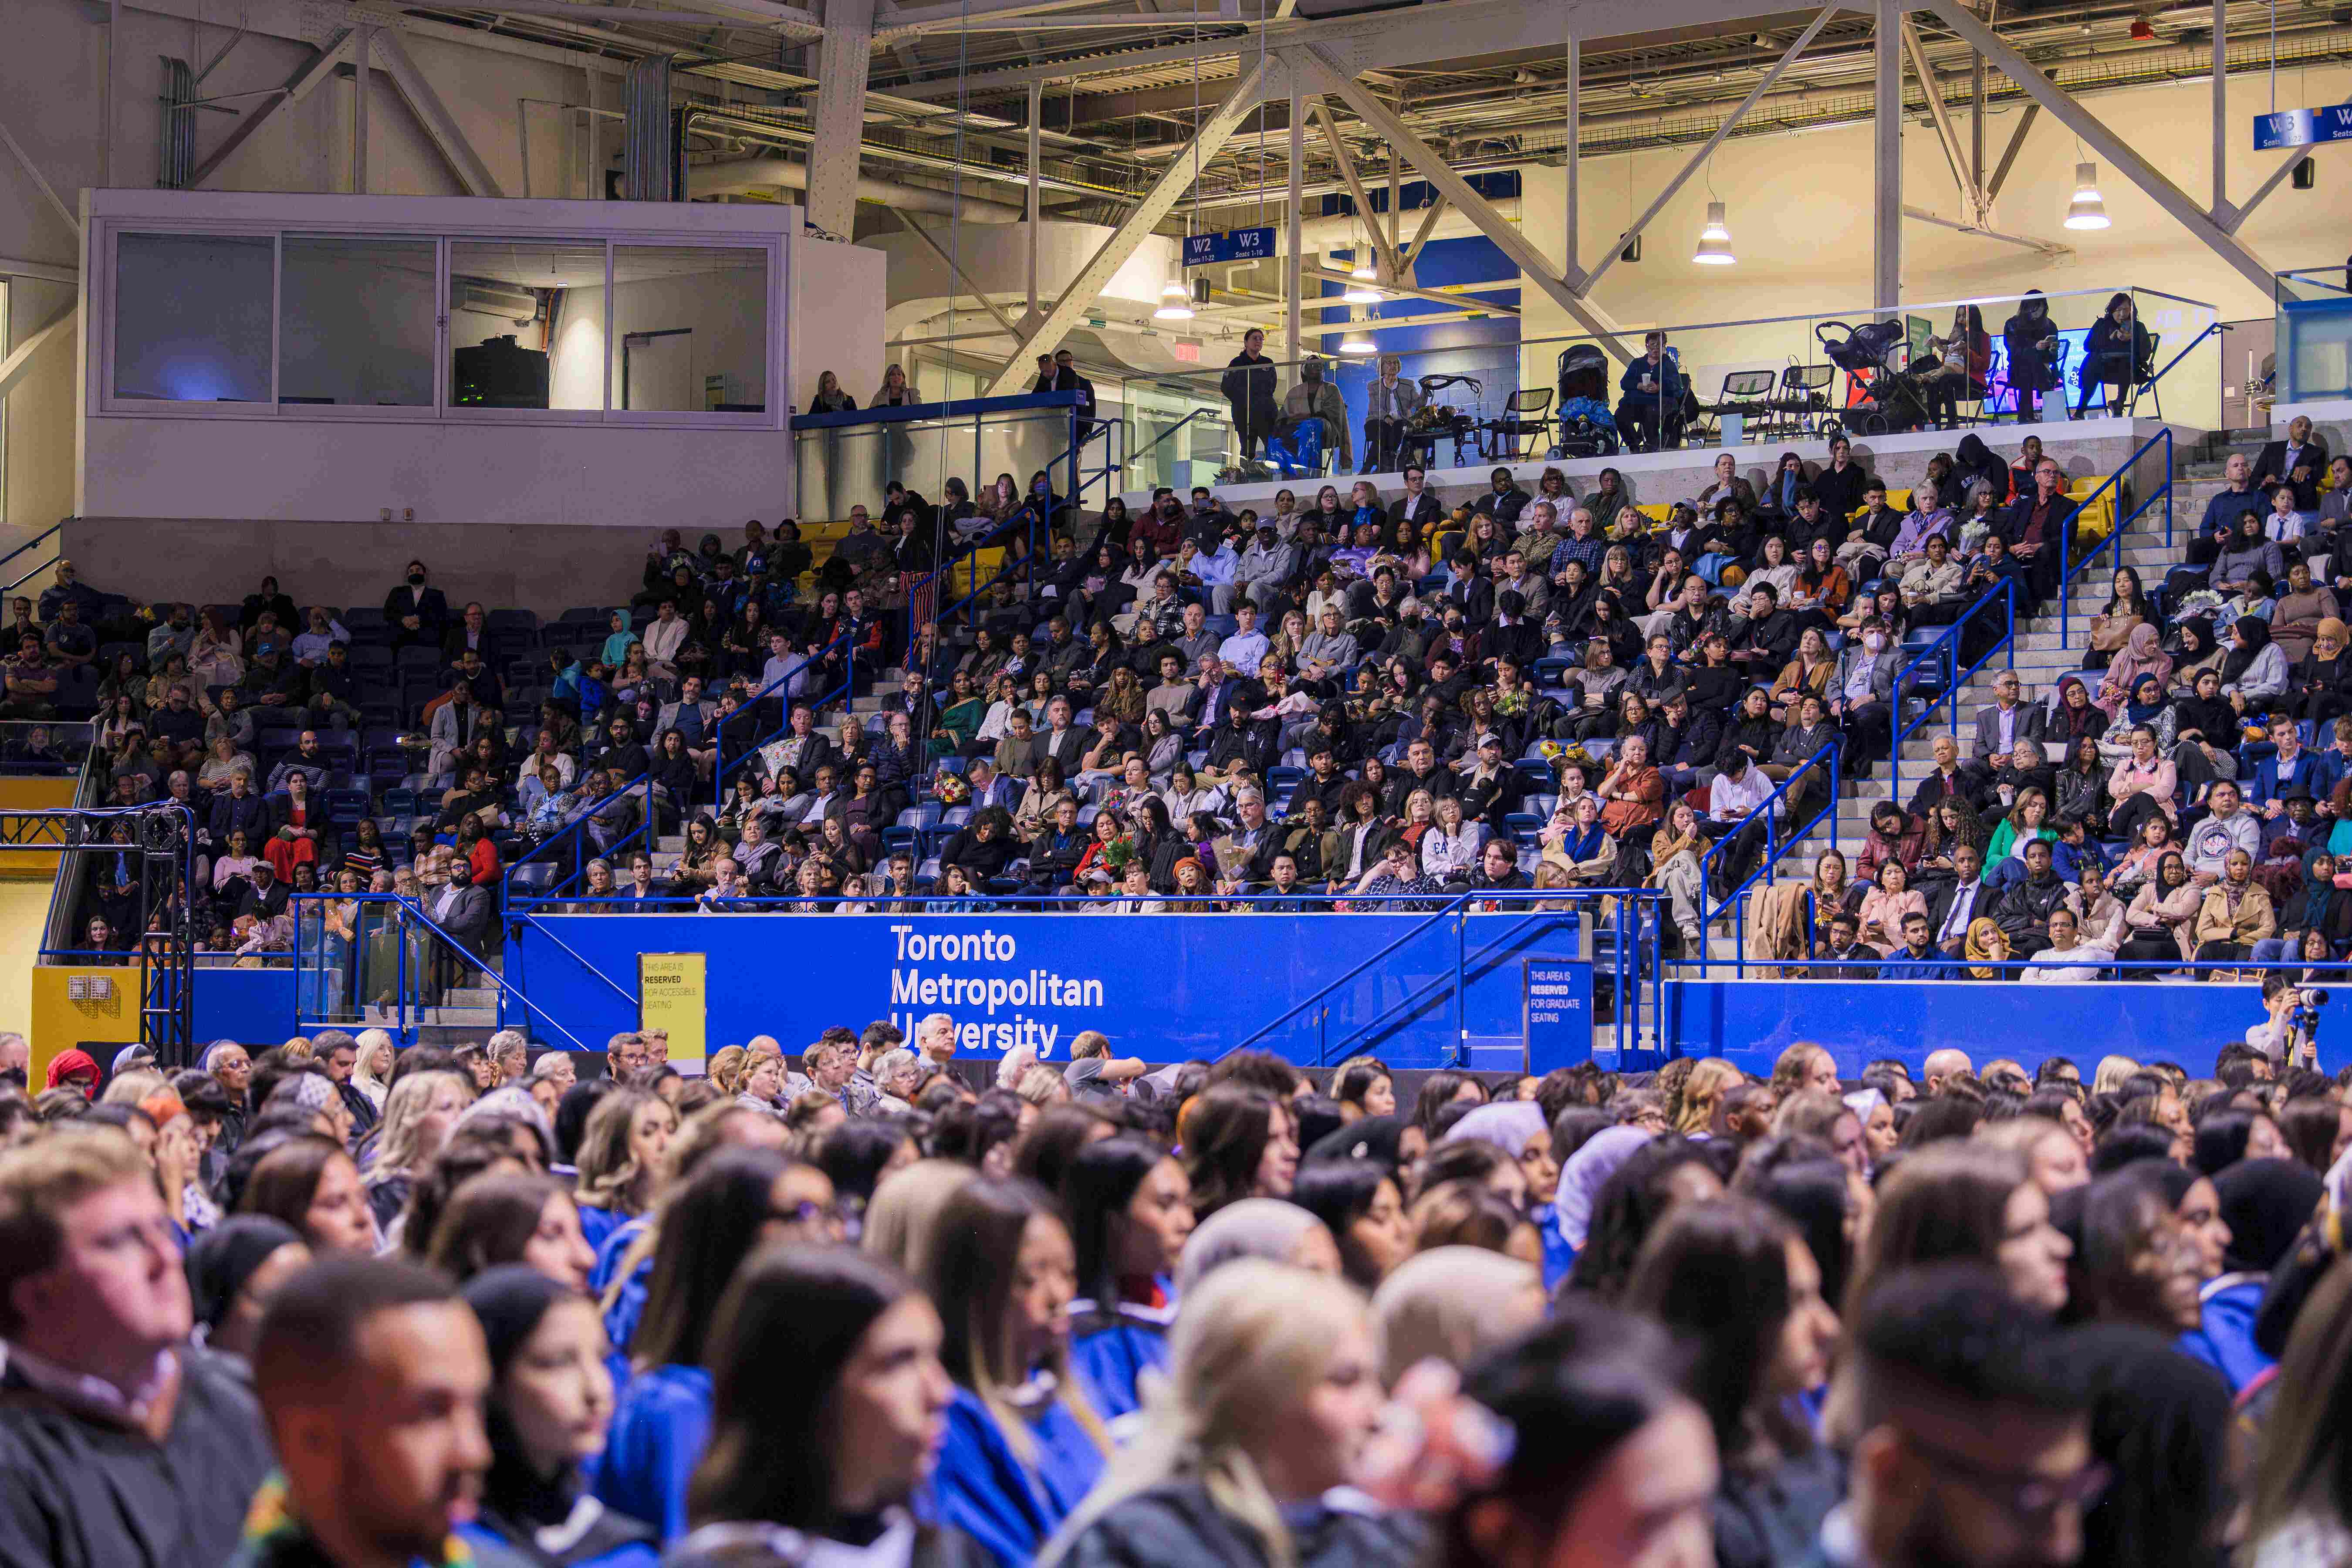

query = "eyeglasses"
[1901,1431,2111,1518]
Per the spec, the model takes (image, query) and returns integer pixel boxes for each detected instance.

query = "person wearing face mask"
[383,559,449,652]
[1828,617,1900,781]
[1039,1260,1417,1568]
[459,1267,659,1566]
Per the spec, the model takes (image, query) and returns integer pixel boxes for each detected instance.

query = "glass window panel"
[608,245,768,412]
[113,232,272,403]
[449,239,606,411]
[280,236,437,408]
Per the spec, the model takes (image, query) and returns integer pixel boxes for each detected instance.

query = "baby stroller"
[1552,343,1621,457]
[1814,318,1931,436]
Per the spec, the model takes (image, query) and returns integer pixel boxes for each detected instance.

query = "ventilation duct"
[159,57,195,189]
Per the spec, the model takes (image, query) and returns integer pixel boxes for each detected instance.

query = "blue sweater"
[592,1364,711,1545]
[932,1386,1105,1568]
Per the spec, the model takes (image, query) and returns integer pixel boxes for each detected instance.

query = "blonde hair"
[1039,1260,1372,1568]
[862,1158,977,1277]
[1974,1115,2071,1166]
[100,1069,169,1107]
[365,1071,471,1183]
[1372,1245,1542,1385]
[1675,1058,1746,1134]
[2092,1054,2141,1095]
[1014,1064,1067,1107]
[707,1045,749,1096]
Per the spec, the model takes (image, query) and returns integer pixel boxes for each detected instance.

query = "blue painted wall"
[1666,978,2336,1078]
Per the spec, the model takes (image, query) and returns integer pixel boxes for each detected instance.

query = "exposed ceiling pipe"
[688,154,1029,218]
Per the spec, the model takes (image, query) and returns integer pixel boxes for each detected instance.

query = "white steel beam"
[875,0,1156,39]
[808,0,879,237]
[1874,0,1901,310]
[189,31,352,189]
[1577,5,1836,298]
[1563,30,1579,280]
[0,304,75,406]
[1901,19,1972,217]
[1903,204,2069,259]
[1401,192,1449,278]
[980,54,1275,395]
[895,211,1024,336]
[2211,0,2227,215]
[2221,147,2307,233]
[372,32,507,196]
[1295,45,1634,362]
[353,28,372,194]
[1983,99,2037,203]
[1311,102,1400,278]
[1926,0,2278,295]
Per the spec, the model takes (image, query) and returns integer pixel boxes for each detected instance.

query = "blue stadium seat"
[898,804,943,831]
[324,787,372,827]
[394,645,439,671]
[348,644,393,671]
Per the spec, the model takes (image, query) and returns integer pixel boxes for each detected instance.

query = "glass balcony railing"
[2276,266,2352,407]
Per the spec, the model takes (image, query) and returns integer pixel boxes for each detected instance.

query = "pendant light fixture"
[1343,210,1382,303]
[1692,200,1735,265]
[2063,162,2111,229]
[1154,275,1194,321]
[1338,303,1375,355]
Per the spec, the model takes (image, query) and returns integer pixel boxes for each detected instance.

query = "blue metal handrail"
[291,890,599,1051]
[2058,425,2173,643]
[1698,742,1841,930]
[503,766,662,914]
[1887,577,2018,805]
[2139,322,2219,405]
[711,631,853,805]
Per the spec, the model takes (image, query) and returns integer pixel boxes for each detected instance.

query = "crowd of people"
[3,1022,2351,1568]
[26,404,2351,989]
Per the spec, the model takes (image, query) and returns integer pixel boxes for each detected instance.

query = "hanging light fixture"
[1153,276,1194,321]
[1692,200,1736,265]
[1338,304,1375,355]
[2064,162,2111,229]
[1342,264,1383,304]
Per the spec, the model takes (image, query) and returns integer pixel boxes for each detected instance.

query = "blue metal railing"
[1698,743,1841,933]
[710,631,854,807]
[502,766,662,915]
[289,889,599,1051]
[2059,425,2174,643]
[1887,577,2018,806]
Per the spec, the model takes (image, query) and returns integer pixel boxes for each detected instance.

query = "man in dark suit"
[429,862,497,994]
[1389,465,1444,531]
[1997,457,2079,605]
[1969,669,2050,764]
[1925,842,1995,956]
[384,560,450,651]
[1035,696,1089,774]
[2256,414,2330,511]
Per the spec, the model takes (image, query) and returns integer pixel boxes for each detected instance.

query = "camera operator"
[2247,970,2324,1069]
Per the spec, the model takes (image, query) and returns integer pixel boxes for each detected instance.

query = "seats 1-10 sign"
[1183,227,1277,267]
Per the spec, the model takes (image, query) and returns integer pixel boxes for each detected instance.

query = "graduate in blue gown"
[2178,1157,2323,1392]
[920,1178,1110,1568]
[661,1246,993,1568]
[457,1267,660,1568]
[1056,1136,1197,1422]
[1437,1102,1566,1285]
[595,1148,839,1543]
[570,1088,675,1262]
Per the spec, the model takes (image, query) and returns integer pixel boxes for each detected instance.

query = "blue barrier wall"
[1666,978,2341,1078]
[504,909,1594,1069]
[194,966,294,1044]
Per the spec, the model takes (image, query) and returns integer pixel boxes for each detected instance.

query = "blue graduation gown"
[590,1218,652,1360]
[591,1364,710,1544]
[1068,1300,1174,1423]
[931,1386,1105,1568]
[576,1203,629,1259]
[2177,1273,2273,1393]
[1534,1203,1575,1293]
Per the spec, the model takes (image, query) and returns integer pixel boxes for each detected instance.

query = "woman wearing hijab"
[2096,624,2173,719]
[185,1215,310,1365]
[1444,1102,1568,1288]
[2288,616,2352,730]
[1964,915,2015,980]
[43,1048,100,1100]
[2221,615,2289,712]
[1304,1114,1429,1198]
[461,1267,660,1567]
[1551,1124,1652,1267]
[1171,1198,1341,1299]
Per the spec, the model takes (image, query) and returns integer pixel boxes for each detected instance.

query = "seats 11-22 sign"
[1183,227,1277,267]
[2254,105,2352,150]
